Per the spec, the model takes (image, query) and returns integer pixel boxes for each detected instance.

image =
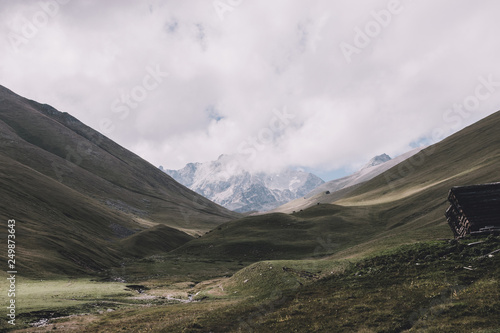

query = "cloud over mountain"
[1,0,500,176]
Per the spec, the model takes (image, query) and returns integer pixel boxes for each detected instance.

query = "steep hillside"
[339,111,500,206]
[163,154,324,212]
[170,205,381,261]
[316,111,499,258]
[0,85,239,277]
[272,148,423,214]
[181,238,500,333]
[3,103,499,332]
[173,110,500,262]
[118,224,194,258]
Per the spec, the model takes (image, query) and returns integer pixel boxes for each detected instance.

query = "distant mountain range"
[162,154,325,212]
[173,109,500,263]
[164,150,423,214]
[305,149,423,198]
[271,149,423,213]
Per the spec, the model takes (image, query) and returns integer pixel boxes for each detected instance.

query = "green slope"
[171,204,390,262]
[26,236,499,332]
[0,85,240,277]
[340,110,500,206]
[327,110,500,258]
[117,224,194,258]
[174,110,500,263]
[172,237,500,333]
[2,101,499,331]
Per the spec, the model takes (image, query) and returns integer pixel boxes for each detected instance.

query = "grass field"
[4,236,499,332]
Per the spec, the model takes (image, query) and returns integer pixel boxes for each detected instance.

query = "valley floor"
[3,236,500,333]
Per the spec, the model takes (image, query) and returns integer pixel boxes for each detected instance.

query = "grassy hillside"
[339,110,500,206]
[2,83,499,331]
[326,110,500,258]
[193,110,500,263]
[271,148,423,214]
[187,236,500,333]
[0,85,239,276]
[96,109,500,330]
[268,183,364,214]
[117,224,194,258]
[170,205,391,262]
[8,236,499,332]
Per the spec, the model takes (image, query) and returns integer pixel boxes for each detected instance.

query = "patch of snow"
[163,155,324,212]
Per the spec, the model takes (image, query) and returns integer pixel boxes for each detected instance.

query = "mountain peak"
[363,153,391,169]
[163,157,324,212]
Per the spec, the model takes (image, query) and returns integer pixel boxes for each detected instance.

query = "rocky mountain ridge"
[163,155,325,212]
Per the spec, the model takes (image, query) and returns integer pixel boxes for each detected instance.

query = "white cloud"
[1,0,500,178]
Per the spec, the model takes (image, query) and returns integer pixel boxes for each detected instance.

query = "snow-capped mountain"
[270,148,425,214]
[305,149,423,198]
[362,153,391,169]
[162,155,324,213]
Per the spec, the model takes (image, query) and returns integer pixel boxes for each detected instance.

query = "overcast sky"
[1,0,500,180]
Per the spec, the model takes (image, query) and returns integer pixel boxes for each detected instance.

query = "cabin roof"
[446,182,500,236]
[448,182,500,228]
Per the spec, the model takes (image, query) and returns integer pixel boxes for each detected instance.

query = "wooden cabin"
[445,182,500,238]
